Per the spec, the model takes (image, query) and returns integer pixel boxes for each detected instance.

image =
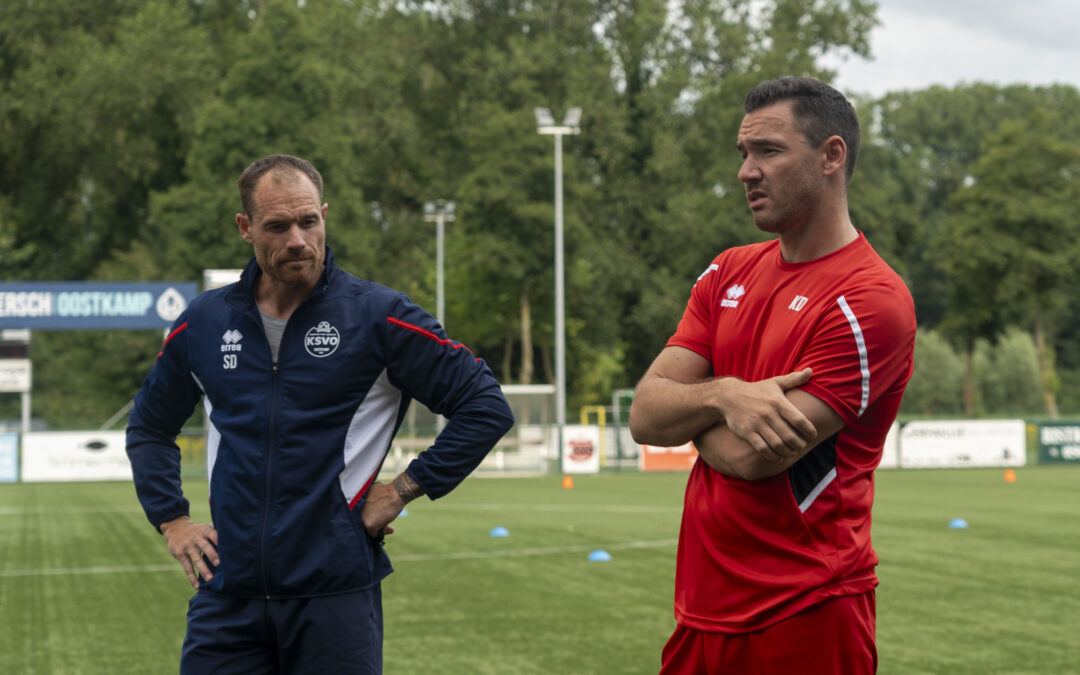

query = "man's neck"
[778,197,857,263]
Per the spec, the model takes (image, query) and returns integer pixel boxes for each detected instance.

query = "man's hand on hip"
[159,515,219,590]
[361,473,424,540]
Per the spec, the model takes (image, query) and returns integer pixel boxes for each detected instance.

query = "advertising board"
[561,424,601,474]
[639,441,699,472]
[21,431,132,482]
[1036,422,1080,464]
[0,433,17,482]
[898,419,1025,468]
[0,282,197,330]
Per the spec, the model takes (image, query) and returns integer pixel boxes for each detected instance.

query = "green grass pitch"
[1,466,1078,674]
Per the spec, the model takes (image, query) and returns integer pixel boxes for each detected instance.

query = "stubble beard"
[276,257,321,288]
[753,198,812,234]
[259,248,323,291]
[751,166,821,235]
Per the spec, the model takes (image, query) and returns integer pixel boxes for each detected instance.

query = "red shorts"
[660,591,877,675]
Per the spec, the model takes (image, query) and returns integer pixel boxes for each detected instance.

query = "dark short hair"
[237,154,324,217]
[744,76,860,184]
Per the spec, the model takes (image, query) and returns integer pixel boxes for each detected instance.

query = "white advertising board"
[202,269,243,291]
[899,419,1026,468]
[561,424,601,474]
[878,421,900,469]
[0,433,17,482]
[21,431,132,482]
[0,359,31,393]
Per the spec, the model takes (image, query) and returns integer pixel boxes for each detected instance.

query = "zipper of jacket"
[252,279,329,599]
[258,359,279,600]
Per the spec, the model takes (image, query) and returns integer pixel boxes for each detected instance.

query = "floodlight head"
[563,107,582,129]
[423,201,436,218]
[444,201,456,218]
[534,107,555,127]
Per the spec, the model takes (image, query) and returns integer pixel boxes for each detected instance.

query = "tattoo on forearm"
[392,473,425,504]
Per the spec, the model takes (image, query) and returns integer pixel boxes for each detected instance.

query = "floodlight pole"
[423,200,456,329]
[535,107,581,472]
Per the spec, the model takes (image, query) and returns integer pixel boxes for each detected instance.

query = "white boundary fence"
[0,418,1065,483]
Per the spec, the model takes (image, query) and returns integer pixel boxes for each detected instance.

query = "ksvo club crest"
[304,321,341,358]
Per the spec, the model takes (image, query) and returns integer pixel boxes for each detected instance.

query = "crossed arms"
[628,346,844,480]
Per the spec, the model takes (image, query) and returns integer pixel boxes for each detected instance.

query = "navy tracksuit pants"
[180,584,383,674]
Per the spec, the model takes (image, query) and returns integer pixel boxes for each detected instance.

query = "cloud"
[883,0,1080,50]
[823,2,1080,97]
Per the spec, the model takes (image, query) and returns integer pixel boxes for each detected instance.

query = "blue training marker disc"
[588,549,612,562]
[489,526,510,538]
[948,517,968,529]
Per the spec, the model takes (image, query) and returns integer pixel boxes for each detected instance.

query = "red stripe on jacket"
[348,469,383,510]
[386,316,475,357]
[157,322,189,357]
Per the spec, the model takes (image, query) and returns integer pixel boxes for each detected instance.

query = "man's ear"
[237,213,254,243]
[822,135,847,178]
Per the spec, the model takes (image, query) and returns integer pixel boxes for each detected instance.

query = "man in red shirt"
[630,77,916,674]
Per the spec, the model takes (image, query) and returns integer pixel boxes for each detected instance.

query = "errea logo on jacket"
[221,330,243,352]
[305,321,341,357]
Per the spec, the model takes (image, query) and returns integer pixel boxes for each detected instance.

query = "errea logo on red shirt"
[721,284,745,308]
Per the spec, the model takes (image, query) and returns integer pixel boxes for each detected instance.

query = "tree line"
[2,0,1078,429]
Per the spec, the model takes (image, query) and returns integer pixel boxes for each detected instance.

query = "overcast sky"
[821,0,1080,97]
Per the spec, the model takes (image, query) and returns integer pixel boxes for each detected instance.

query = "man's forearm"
[695,385,844,481]
[629,376,728,447]
[392,472,425,504]
[127,437,191,531]
[694,423,776,480]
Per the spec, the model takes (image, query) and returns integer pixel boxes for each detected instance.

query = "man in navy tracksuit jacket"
[127,155,514,674]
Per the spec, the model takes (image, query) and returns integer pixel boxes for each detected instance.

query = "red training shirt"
[666,232,916,633]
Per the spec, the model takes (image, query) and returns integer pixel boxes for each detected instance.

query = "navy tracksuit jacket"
[127,249,514,599]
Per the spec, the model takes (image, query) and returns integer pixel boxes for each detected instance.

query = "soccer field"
[1,467,1078,674]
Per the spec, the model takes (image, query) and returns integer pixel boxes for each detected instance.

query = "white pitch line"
[0,506,145,515]
[427,503,682,514]
[1,564,179,578]
[393,538,678,563]
[0,539,679,578]
[0,504,682,516]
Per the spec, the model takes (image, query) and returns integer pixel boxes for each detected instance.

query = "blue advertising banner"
[0,433,17,482]
[0,282,198,330]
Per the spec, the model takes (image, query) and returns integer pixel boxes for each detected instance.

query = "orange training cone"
[1003,469,1017,483]
[561,475,574,489]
